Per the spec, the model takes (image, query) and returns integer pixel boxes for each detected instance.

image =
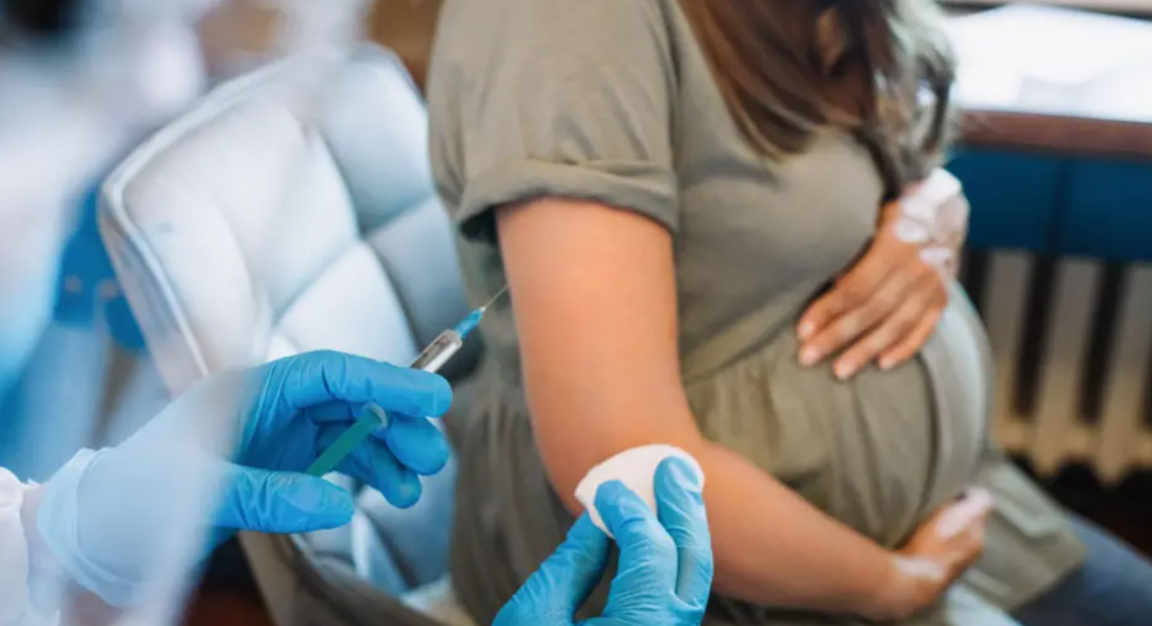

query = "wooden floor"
[181,539,275,626]
[183,589,273,626]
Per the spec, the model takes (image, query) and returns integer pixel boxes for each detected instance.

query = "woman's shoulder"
[439,0,677,23]
[427,0,689,247]
[433,0,681,64]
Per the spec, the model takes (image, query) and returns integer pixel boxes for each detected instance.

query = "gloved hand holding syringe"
[305,286,508,478]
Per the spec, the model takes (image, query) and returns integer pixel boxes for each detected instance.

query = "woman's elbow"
[533,416,707,515]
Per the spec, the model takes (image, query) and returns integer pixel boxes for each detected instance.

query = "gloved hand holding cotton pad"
[574,444,705,538]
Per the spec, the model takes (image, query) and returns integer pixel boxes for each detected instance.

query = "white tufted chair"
[98,45,477,626]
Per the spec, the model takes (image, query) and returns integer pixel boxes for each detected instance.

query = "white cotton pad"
[574,444,704,539]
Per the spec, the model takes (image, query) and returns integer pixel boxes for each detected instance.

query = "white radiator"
[963,250,1152,483]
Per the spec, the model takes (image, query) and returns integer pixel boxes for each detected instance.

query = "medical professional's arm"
[498,199,985,621]
[20,351,451,610]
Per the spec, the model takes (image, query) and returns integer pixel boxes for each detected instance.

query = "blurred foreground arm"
[22,351,452,610]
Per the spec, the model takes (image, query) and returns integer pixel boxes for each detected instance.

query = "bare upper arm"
[497,198,703,509]
[427,0,689,510]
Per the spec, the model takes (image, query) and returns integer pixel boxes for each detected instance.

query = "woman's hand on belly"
[867,488,995,622]
[796,170,969,380]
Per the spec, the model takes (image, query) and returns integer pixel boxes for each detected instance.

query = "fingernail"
[879,357,895,371]
[799,347,820,366]
[937,489,994,539]
[936,508,972,540]
[965,487,995,512]
[387,475,424,509]
[834,362,855,380]
[663,457,703,491]
[798,321,814,339]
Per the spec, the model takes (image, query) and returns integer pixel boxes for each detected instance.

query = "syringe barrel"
[410,330,464,373]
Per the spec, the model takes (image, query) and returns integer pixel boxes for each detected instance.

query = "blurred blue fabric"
[0,181,159,481]
[54,183,145,348]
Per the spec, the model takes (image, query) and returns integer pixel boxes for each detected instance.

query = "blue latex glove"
[35,350,452,607]
[494,457,713,626]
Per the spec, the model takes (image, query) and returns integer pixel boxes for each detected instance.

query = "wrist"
[853,552,905,621]
[862,553,948,622]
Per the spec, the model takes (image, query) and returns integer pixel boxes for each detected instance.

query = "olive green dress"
[425,0,1086,624]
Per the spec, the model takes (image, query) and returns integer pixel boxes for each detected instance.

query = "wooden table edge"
[962,108,1152,160]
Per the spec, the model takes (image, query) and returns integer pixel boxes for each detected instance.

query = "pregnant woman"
[426,1,1152,624]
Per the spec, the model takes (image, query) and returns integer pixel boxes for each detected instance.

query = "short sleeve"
[427,0,679,243]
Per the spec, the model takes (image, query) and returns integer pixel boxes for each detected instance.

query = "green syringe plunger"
[305,405,388,477]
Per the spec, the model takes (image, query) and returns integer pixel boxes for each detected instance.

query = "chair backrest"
[99,45,474,626]
[100,45,473,392]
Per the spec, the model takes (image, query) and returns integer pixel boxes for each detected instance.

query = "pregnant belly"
[917,285,994,509]
[685,284,992,548]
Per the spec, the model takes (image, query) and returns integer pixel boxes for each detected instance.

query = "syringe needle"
[479,286,509,312]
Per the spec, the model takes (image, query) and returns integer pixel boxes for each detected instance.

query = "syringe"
[305,287,508,477]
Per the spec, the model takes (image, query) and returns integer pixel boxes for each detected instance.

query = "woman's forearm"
[694,440,895,615]
[546,424,897,615]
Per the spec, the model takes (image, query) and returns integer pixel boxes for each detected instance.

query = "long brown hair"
[680,0,956,197]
